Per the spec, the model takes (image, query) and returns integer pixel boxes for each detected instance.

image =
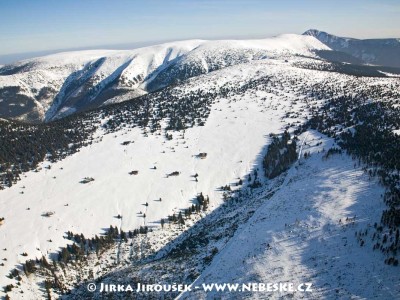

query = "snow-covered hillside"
[0,29,400,299]
[145,34,329,91]
[1,35,399,299]
[179,131,399,299]
[0,40,204,122]
[0,35,328,123]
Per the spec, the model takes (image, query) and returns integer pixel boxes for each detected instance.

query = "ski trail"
[297,131,310,161]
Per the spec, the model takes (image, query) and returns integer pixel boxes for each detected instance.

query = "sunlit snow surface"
[179,131,399,299]
[1,38,399,299]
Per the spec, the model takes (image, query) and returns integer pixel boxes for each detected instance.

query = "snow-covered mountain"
[303,29,400,67]
[1,33,400,299]
[145,35,329,91]
[0,40,204,123]
[0,35,328,123]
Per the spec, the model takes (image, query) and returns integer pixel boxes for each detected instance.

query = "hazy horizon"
[1,0,399,64]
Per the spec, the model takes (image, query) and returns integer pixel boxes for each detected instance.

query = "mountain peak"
[302,29,400,68]
[302,29,333,42]
[303,29,326,37]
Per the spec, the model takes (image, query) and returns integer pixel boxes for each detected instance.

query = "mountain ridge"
[0,34,327,123]
[303,29,400,68]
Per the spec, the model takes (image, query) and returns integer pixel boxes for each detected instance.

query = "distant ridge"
[303,29,400,68]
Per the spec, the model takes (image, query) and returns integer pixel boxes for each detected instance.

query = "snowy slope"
[146,34,329,91]
[179,131,399,299]
[1,59,309,295]
[1,45,399,299]
[0,35,328,122]
[0,40,204,122]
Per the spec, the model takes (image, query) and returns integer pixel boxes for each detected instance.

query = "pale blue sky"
[0,0,399,62]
